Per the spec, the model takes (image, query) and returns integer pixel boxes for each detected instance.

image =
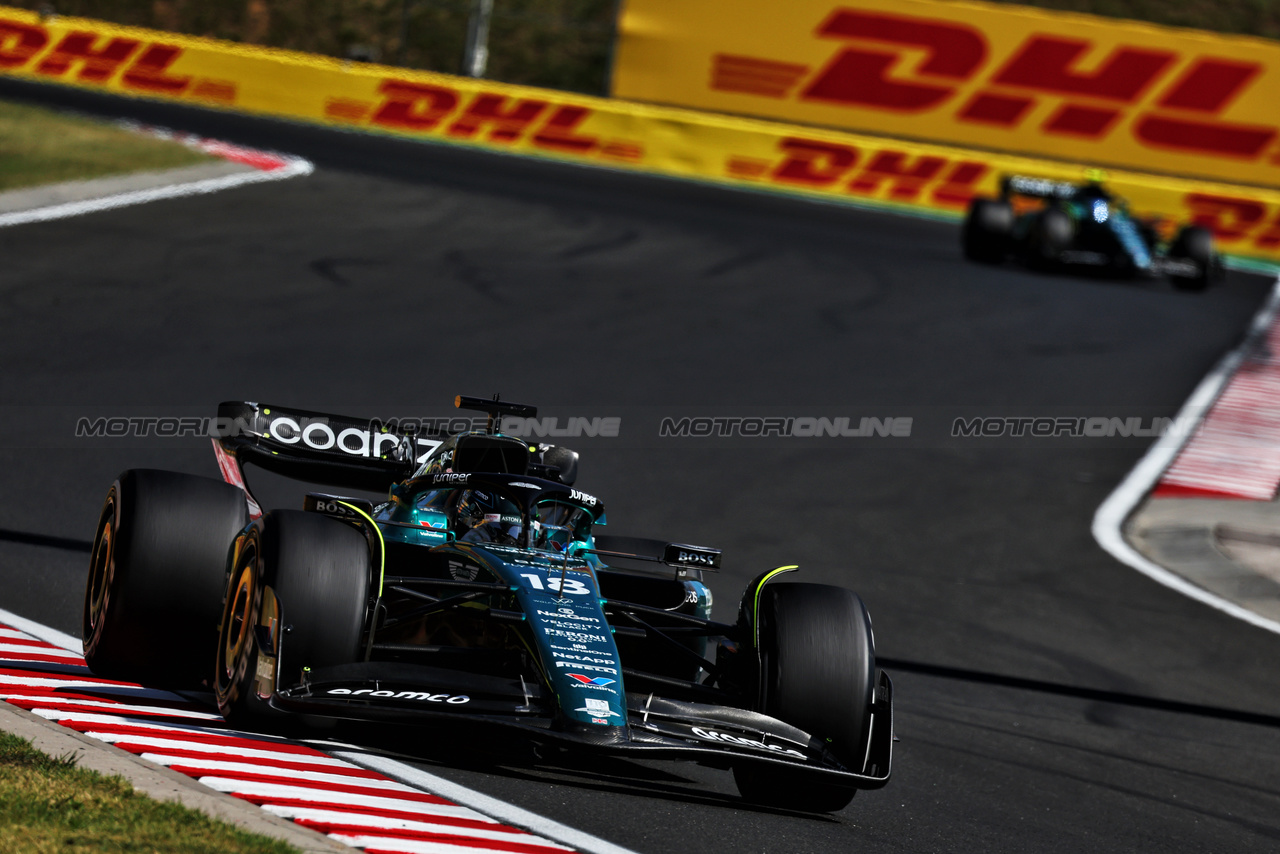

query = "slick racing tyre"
[83,469,248,689]
[1026,206,1074,268]
[961,199,1013,263]
[215,510,371,722]
[734,583,875,813]
[1169,225,1215,292]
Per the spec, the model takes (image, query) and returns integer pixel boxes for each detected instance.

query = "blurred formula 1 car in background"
[962,175,1222,290]
[81,395,893,813]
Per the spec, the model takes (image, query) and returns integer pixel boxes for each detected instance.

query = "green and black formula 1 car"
[963,175,1222,290]
[82,394,893,812]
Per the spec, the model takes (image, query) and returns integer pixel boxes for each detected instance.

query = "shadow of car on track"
[326,718,848,821]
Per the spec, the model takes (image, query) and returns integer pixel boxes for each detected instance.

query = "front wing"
[271,665,893,791]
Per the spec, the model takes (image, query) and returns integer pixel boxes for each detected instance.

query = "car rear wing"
[213,401,438,504]
[1000,175,1078,200]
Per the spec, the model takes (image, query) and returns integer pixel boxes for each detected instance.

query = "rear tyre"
[82,470,248,688]
[215,510,372,722]
[1169,225,1215,292]
[733,583,875,813]
[1026,206,1074,268]
[962,199,1013,263]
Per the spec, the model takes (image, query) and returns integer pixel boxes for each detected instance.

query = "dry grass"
[0,730,297,854]
[0,99,215,191]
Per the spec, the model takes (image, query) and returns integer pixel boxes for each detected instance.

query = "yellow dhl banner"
[0,6,1277,262]
[614,0,1280,192]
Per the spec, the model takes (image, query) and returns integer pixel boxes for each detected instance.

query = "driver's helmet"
[1074,181,1111,202]
[531,500,594,553]
[454,489,524,545]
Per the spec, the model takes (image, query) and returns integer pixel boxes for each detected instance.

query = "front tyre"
[962,199,1014,263]
[215,510,372,722]
[83,470,248,688]
[733,583,875,812]
[1169,225,1215,292]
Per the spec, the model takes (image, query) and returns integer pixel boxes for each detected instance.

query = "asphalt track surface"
[2,79,1280,853]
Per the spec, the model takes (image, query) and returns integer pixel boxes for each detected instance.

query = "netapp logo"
[326,688,469,703]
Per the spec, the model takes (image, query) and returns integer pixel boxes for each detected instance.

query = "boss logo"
[665,543,721,568]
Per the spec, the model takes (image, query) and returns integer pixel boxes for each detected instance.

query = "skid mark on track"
[700,249,770,278]
[309,258,385,288]
[558,231,639,260]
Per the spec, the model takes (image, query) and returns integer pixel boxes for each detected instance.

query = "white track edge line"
[0,606,82,652]
[332,751,643,854]
[0,157,313,228]
[1091,275,1280,636]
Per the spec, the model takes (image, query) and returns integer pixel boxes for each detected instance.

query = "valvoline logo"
[567,674,615,687]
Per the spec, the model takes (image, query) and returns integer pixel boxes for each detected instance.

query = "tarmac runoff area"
[1128,498,1280,628]
[1106,276,1280,635]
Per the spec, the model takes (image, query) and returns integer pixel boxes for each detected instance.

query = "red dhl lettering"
[369,82,598,152]
[802,10,987,112]
[0,19,47,68]
[119,44,190,94]
[373,80,458,130]
[36,32,140,82]
[1184,192,1280,251]
[0,17,192,94]
[713,9,1279,162]
[764,136,987,206]
[447,93,547,141]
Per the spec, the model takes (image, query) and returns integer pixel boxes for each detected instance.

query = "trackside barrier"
[1,6,1279,264]
[614,0,1280,192]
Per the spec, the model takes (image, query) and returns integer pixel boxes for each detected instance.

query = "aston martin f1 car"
[963,175,1222,290]
[82,395,893,812]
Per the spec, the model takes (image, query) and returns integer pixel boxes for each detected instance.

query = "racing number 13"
[520,573,590,596]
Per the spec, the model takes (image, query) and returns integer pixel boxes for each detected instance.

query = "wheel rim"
[217,545,258,701]
[83,499,115,643]
[223,565,254,673]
